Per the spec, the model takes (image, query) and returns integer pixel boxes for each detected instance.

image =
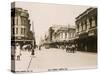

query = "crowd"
[65,43,76,53]
[11,43,35,61]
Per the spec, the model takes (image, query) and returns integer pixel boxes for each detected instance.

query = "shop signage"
[88,30,95,36]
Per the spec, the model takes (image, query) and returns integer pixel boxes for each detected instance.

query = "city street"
[14,48,97,72]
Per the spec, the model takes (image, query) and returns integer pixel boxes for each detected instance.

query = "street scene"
[11,2,97,72]
[14,48,97,72]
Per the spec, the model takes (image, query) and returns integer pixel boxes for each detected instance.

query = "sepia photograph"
[11,1,97,73]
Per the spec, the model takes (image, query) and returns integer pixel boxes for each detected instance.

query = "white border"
[0,0,99,75]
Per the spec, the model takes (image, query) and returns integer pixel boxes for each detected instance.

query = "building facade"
[75,7,97,52]
[11,8,34,47]
[43,25,76,48]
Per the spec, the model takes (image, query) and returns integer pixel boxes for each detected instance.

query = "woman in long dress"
[15,43,21,60]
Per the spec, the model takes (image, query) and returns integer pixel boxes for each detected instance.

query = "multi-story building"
[44,25,76,48]
[75,7,97,52]
[11,8,34,47]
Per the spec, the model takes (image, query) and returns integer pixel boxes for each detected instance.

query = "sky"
[14,2,91,45]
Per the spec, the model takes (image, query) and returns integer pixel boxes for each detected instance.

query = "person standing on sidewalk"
[31,43,35,56]
[15,43,21,60]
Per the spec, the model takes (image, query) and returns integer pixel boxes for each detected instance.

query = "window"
[11,17,14,25]
[16,28,18,34]
[83,21,86,31]
[79,23,82,32]
[89,18,92,28]
[24,28,26,35]
[76,24,79,32]
[11,17,13,25]
[65,33,67,39]
[91,16,96,27]
[15,16,18,25]
[70,33,72,38]
[67,33,69,39]
[60,33,62,39]
[12,28,15,34]
[87,18,90,29]
[85,21,87,30]
[21,17,27,25]
[21,28,26,35]
[62,32,65,39]
[21,17,24,25]
[69,33,71,38]
[95,15,97,26]
[21,28,23,34]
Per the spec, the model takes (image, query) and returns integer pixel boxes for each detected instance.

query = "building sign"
[79,33,88,39]
[88,30,96,36]
[21,12,28,17]
[17,37,21,39]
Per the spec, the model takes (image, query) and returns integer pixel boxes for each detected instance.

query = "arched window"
[15,16,18,25]
[87,18,90,29]
[91,16,96,27]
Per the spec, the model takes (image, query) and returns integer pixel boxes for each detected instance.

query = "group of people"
[65,43,76,53]
[11,43,35,61]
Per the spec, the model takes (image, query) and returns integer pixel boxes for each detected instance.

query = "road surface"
[14,48,97,72]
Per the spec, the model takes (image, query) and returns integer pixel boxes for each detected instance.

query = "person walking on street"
[72,44,75,53]
[39,45,41,50]
[65,45,68,52]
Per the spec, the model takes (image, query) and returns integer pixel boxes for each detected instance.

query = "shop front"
[78,29,97,52]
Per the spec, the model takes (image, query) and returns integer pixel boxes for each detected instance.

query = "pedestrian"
[15,43,21,60]
[69,43,72,53]
[31,45,35,56]
[39,45,41,50]
[65,45,68,52]
[67,44,69,52]
[72,44,75,53]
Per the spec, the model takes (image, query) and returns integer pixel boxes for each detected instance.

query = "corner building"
[75,7,97,52]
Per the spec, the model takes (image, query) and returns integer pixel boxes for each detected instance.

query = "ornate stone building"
[43,25,76,48]
[75,7,97,52]
[11,8,34,47]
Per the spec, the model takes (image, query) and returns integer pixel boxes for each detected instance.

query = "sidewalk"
[15,51,32,72]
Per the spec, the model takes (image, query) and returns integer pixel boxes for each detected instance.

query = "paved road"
[29,48,97,72]
[14,48,97,72]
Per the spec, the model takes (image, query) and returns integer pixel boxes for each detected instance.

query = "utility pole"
[32,21,36,48]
